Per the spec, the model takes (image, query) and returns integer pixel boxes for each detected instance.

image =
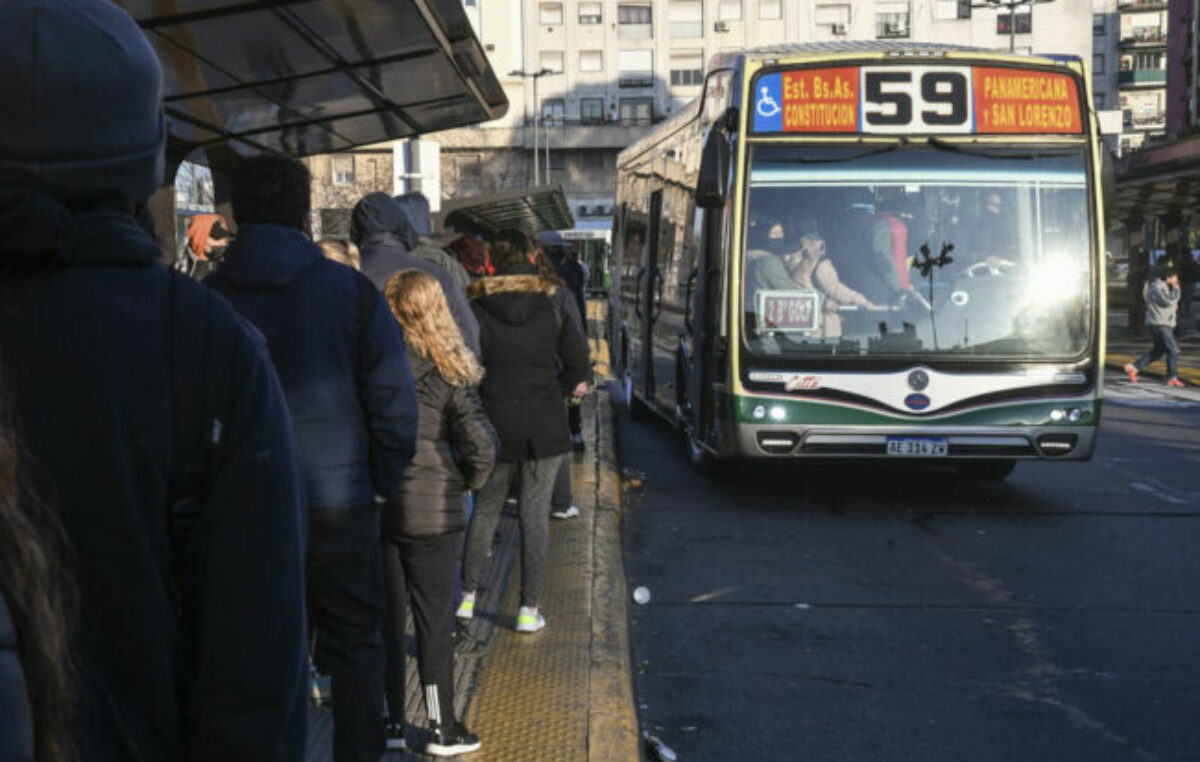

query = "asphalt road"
[618,374,1200,762]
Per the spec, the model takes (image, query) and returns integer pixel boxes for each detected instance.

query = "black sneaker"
[385,721,406,751]
[426,721,481,756]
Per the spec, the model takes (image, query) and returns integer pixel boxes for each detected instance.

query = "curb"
[1104,352,1200,386]
[587,391,640,762]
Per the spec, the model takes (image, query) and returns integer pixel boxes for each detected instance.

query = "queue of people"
[0,2,592,760]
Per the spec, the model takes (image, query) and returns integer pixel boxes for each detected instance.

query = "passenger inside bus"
[783,218,874,338]
[822,190,906,306]
[745,215,798,295]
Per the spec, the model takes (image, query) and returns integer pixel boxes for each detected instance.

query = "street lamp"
[972,0,1055,54]
[509,67,561,186]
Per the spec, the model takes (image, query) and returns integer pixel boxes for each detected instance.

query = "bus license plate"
[886,437,948,457]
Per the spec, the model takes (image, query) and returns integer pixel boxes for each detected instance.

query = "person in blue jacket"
[0,1,310,759]
[208,155,419,762]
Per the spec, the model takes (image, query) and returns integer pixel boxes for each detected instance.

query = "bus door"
[686,204,725,447]
[637,190,664,401]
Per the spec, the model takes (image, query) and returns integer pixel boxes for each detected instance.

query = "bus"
[611,43,1105,479]
[558,224,612,293]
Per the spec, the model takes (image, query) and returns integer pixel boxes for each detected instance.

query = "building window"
[578,1,602,23]
[934,0,969,20]
[583,151,609,172]
[454,155,481,194]
[618,4,653,39]
[580,50,603,72]
[875,3,909,38]
[580,97,605,123]
[997,12,1031,35]
[541,98,566,120]
[759,0,781,20]
[539,50,564,73]
[618,50,654,88]
[1093,54,1104,75]
[815,3,850,35]
[669,0,703,37]
[332,155,355,185]
[548,151,566,171]
[1092,14,1105,36]
[718,0,741,21]
[670,51,704,87]
[619,97,654,125]
[539,2,562,24]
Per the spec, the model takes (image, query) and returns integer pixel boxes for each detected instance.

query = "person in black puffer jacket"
[380,270,497,757]
[458,229,591,636]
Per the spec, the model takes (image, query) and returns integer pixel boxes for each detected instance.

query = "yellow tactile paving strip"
[464,301,638,761]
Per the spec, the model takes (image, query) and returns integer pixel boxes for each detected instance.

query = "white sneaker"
[551,505,580,519]
[456,592,475,620]
[516,606,545,633]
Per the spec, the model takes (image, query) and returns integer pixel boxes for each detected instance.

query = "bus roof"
[124,0,508,162]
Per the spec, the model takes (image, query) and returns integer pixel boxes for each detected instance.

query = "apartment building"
[1113,0,1169,150]
[428,0,1099,222]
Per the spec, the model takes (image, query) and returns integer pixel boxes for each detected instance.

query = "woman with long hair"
[0,389,77,762]
[381,270,497,757]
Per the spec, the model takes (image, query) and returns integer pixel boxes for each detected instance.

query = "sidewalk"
[1105,310,1200,386]
[305,302,639,761]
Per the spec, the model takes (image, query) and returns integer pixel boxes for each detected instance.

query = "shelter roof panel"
[438,186,575,236]
[118,0,507,164]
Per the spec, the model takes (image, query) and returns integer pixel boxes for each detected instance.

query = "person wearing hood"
[207,156,419,762]
[352,192,481,358]
[456,229,590,635]
[394,191,472,292]
[0,1,309,759]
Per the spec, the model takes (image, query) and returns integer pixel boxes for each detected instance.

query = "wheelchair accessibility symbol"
[756,86,781,118]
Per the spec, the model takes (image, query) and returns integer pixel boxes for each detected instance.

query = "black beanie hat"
[0,0,166,201]
[351,192,404,244]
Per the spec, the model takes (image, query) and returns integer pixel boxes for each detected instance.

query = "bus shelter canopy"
[120,0,507,161]
[438,186,574,236]
[1110,134,1200,225]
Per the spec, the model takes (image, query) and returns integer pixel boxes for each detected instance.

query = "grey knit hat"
[0,0,166,200]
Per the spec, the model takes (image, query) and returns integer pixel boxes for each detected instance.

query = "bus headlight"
[769,406,787,421]
[1049,408,1065,422]
[752,405,767,420]
[1068,408,1083,423]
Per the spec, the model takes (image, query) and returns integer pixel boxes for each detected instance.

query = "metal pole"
[1008,0,1015,53]
[533,74,540,186]
[544,115,551,185]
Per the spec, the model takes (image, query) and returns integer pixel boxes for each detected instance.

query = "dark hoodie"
[352,193,481,357]
[208,222,418,508]
[468,262,591,460]
[0,195,308,760]
[394,193,471,292]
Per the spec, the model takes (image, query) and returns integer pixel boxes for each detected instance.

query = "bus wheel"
[955,459,1016,480]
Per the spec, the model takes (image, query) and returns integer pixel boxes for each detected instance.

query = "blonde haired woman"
[381,270,496,756]
[316,237,361,270]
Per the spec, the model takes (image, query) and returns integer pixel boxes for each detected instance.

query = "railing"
[1119,69,1167,85]
[1120,30,1166,46]
[1118,0,1168,10]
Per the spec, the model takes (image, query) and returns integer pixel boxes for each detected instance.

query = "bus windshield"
[742,143,1093,360]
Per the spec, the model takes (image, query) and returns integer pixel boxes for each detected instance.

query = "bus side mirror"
[697,129,729,209]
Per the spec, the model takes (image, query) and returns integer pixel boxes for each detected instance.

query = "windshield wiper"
[925,137,1079,160]
[786,144,901,164]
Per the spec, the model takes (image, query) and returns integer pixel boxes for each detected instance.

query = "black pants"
[308,505,386,762]
[382,530,461,728]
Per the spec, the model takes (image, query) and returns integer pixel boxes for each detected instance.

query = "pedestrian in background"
[209,155,418,762]
[381,270,497,756]
[395,192,473,292]
[182,212,231,279]
[458,229,590,634]
[0,2,310,758]
[1125,263,1186,388]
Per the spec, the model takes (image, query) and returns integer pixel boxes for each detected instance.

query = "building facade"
[1112,0,1169,150]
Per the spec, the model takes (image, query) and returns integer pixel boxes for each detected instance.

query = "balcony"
[1118,0,1167,11]
[1119,69,1166,86]
[1120,29,1166,48]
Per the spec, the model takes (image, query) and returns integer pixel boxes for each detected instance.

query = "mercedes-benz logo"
[908,370,930,391]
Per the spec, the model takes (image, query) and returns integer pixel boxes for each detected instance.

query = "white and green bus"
[612,43,1105,479]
